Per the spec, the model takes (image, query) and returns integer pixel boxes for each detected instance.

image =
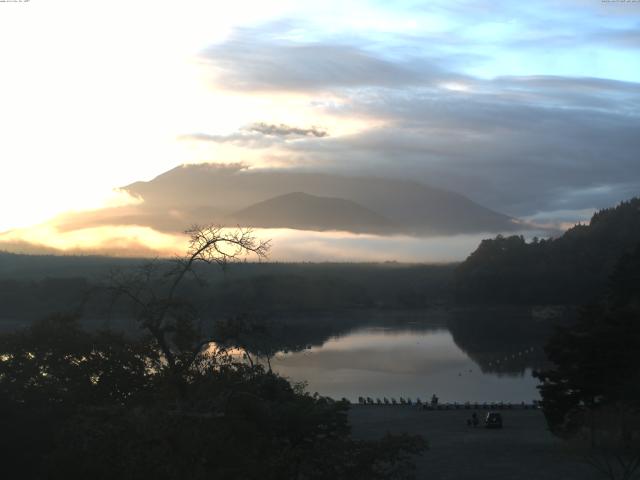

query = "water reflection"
[264,309,560,403]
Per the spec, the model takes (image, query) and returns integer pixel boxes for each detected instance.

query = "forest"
[454,198,640,305]
[0,258,454,327]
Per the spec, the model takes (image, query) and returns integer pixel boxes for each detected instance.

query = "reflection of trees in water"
[83,306,563,378]
[234,307,568,379]
[447,307,573,376]
[237,309,447,356]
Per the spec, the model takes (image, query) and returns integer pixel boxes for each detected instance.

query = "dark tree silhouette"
[0,226,426,479]
[107,225,270,404]
[455,198,640,305]
[535,245,640,479]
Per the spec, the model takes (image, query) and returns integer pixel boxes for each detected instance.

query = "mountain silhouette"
[117,164,520,235]
[228,192,395,233]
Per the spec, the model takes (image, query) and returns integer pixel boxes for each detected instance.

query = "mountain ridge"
[228,192,396,233]
[121,164,521,235]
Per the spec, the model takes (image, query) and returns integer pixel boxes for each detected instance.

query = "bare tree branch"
[106,225,271,406]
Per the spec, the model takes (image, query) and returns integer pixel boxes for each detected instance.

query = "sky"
[1,0,639,260]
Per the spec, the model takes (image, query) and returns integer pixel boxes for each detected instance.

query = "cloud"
[246,122,328,137]
[179,131,278,149]
[295,90,640,216]
[599,26,640,48]
[193,15,640,224]
[0,224,185,258]
[0,225,548,263]
[232,73,639,218]
[523,207,596,231]
[182,69,640,220]
[202,25,458,92]
[179,122,328,149]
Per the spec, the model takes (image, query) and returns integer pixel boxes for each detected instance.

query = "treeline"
[0,261,455,326]
[0,251,142,279]
[454,197,640,305]
[212,263,453,312]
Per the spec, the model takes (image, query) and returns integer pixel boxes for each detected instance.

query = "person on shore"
[472,412,479,427]
[431,394,439,407]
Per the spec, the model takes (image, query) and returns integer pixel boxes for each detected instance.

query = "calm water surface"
[270,318,544,403]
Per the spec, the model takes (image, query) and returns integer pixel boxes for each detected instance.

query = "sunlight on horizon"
[1,0,638,255]
[0,221,550,263]
[0,1,380,233]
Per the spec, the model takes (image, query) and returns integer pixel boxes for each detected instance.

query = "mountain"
[228,192,395,233]
[454,197,640,305]
[116,163,520,235]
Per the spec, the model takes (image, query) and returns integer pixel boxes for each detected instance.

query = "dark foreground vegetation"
[0,227,425,480]
[0,316,425,479]
[535,244,640,479]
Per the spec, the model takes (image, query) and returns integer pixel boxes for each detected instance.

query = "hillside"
[120,163,520,235]
[228,192,395,233]
[454,197,640,305]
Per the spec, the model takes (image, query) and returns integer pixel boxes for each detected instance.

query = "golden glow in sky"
[0,0,370,233]
[2,0,638,260]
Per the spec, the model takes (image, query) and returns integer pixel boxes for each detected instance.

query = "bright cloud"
[1,0,639,257]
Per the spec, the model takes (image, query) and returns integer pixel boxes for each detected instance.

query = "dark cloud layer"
[203,27,458,92]
[179,122,328,148]
[288,85,640,216]
[194,22,640,222]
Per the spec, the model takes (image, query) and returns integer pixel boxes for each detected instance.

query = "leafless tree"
[108,225,270,404]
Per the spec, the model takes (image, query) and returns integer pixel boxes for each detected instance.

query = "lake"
[0,307,554,404]
[269,309,552,403]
